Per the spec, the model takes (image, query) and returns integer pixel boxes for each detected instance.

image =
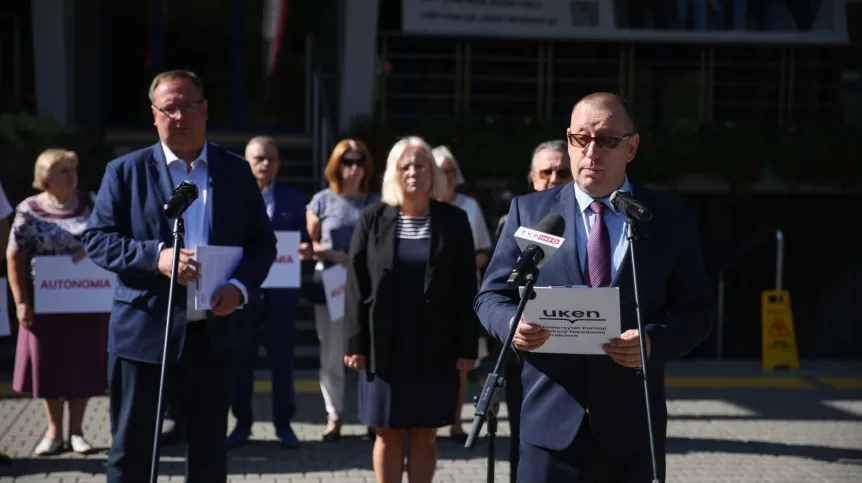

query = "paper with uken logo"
[33,256,117,314]
[518,286,621,354]
[260,231,301,288]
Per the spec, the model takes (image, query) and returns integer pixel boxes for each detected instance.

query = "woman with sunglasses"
[306,139,378,441]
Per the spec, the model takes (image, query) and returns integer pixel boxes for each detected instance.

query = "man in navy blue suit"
[83,69,277,482]
[226,136,311,449]
[475,92,712,482]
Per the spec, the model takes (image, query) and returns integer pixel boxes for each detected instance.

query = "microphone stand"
[465,269,538,483]
[149,216,185,483]
[626,218,661,483]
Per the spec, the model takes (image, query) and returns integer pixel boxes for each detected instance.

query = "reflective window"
[244,0,308,129]
[105,0,155,124]
[164,0,232,125]
[0,2,35,112]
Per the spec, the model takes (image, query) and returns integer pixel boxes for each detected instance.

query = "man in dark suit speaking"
[475,92,712,482]
[83,69,276,482]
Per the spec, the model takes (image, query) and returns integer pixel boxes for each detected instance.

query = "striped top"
[396,214,431,240]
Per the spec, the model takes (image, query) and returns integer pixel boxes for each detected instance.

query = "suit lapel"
[555,184,584,286]
[148,142,174,211]
[424,201,443,293]
[205,144,221,244]
[377,204,398,271]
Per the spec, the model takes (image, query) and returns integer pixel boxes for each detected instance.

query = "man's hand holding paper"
[158,247,201,286]
[511,317,550,351]
[603,329,651,368]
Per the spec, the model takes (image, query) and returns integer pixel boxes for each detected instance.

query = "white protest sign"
[321,264,347,321]
[261,231,301,288]
[34,256,117,314]
[0,277,9,336]
[520,286,621,355]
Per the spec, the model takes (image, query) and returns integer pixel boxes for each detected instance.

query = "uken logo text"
[540,309,605,324]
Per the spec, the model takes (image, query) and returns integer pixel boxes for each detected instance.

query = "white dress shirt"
[160,142,248,321]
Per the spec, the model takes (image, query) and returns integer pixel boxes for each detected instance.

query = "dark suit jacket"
[264,183,310,315]
[475,182,712,454]
[344,200,480,377]
[82,142,277,364]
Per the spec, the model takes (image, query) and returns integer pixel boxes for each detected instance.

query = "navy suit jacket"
[475,182,713,454]
[263,182,310,314]
[82,142,277,364]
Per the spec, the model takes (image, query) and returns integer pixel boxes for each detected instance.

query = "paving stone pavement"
[1,363,862,482]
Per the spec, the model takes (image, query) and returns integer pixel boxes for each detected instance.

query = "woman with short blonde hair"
[344,136,479,483]
[7,148,108,456]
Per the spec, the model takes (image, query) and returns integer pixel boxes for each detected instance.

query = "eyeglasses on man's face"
[154,99,205,118]
[566,130,636,150]
[536,168,572,180]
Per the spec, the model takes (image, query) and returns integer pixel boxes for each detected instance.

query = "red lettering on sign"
[274,255,294,264]
[40,279,112,290]
[330,284,345,298]
[536,234,561,245]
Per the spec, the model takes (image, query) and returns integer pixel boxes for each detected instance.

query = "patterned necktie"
[585,201,612,288]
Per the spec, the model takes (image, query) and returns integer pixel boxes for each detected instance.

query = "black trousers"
[517,416,665,483]
[106,324,233,483]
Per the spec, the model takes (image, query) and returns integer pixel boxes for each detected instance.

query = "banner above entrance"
[401,0,849,45]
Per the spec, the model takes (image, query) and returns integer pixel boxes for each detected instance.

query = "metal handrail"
[715,228,785,360]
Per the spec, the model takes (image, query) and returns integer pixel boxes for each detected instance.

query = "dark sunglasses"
[341,156,365,168]
[537,168,572,179]
[567,130,636,150]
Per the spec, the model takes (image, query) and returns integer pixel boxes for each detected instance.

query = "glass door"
[104,0,308,132]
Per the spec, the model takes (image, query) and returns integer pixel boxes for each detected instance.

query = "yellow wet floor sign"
[761,290,799,371]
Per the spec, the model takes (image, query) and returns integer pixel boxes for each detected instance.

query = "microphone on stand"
[163,181,199,219]
[611,189,661,483]
[507,213,566,288]
[610,190,652,221]
[467,213,566,483]
[150,180,199,483]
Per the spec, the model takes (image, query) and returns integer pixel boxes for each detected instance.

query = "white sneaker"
[33,438,63,456]
[162,418,176,434]
[69,435,93,454]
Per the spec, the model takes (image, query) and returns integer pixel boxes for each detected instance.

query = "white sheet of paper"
[519,286,622,355]
[0,277,9,336]
[321,264,347,321]
[33,256,117,314]
[261,231,301,288]
[194,245,243,311]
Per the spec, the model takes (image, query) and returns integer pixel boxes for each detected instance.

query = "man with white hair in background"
[491,140,572,483]
[227,135,312,449]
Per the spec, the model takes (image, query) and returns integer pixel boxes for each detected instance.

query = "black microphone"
[507,213,566,288]
[610,190,652,221]
[163,181,199,219]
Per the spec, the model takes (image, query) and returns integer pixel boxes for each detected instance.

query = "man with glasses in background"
[491,140,572,483]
